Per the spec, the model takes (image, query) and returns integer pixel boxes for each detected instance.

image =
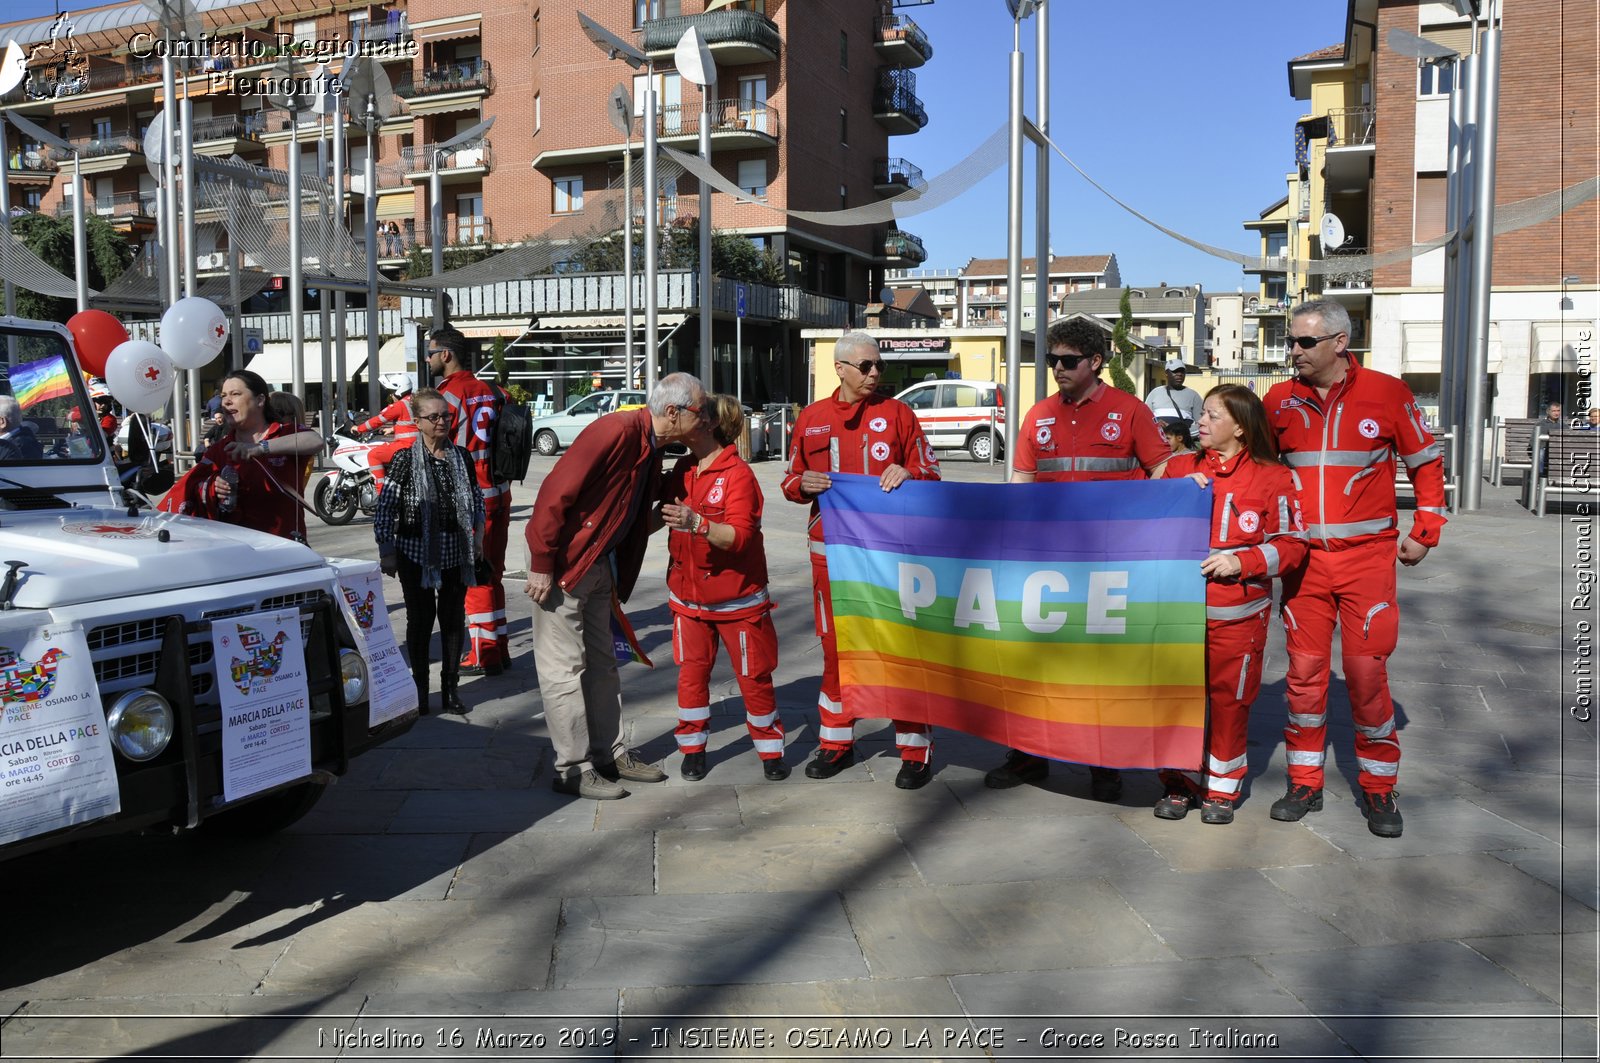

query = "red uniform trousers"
[810,551,931,764]
[462,485,511,668]
[1280,539,1402,794]
[672,610,785,759]
[1161,610,1270,802]
[367,439,407,493]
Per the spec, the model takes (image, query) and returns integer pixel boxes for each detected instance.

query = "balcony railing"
[6,149,57,174]
[873,68,928,132]
[191,115,266,143]
[401,140,493,173]
[875,157,926,195]
[1324,246,1373,289]
[883,228,927,263]
[70,133,143,159]
[56,191,157,218]
[1326,106,1376,148]
[637,99,780,140]
[874,14,934,64]
[642,9,781,62]
[394,58,493,99]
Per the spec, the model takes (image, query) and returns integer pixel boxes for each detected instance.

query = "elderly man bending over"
[525,372,708,800]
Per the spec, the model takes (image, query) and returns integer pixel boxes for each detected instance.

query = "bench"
[1524,430,1600,516]
[1395,429,1459,513]
[1490,417,1543,486]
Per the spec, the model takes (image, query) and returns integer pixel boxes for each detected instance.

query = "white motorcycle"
[313,429,386,526]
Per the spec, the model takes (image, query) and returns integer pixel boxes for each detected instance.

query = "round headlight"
[106,690,174,761]
[338,648,369,705]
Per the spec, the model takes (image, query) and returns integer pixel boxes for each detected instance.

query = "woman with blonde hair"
[660,394,788,781]
[1155,384,1306,824]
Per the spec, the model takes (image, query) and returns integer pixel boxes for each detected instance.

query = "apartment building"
[0,0,939,402]
[886,253,1121,328]
[1249,0,1597,424]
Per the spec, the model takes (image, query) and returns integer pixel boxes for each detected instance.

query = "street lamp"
[342,54,403,413]
[675,27,717,391]
[1001,0,1050,476]
[6,111,87,313]
[607,83,637,387]
[578,11,661,392]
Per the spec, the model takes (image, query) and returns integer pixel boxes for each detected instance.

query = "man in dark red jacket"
[525,372,707,801]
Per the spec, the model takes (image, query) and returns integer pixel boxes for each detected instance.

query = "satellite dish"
[674,26,717,88]
[1320,212,1347,250]
[608,83,634,139]
[577,12,646,69]
[0,40,26,97]
[342,58,398,131]
[143,108,167,177]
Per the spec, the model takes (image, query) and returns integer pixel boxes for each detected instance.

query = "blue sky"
[4,0,1348,292]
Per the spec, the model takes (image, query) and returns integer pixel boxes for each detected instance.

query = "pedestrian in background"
[661,393,788,782]
[374,387,485,716]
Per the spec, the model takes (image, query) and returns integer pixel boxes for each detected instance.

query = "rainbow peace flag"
[11,354,74,409]
[820,475,1211,771]
[611,593,654,667]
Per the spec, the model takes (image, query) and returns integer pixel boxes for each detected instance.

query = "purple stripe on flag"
[825,510,1212,562]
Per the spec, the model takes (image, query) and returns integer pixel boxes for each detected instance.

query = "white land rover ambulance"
[0,317,415,859]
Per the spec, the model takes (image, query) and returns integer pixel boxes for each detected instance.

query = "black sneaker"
[680,751,707,781]
[894,760,932,790]
[1089,767,1123,803]
[1153,782,1198,820]
[983,749,1049,789]
[1362,790,1403,838]
[804,747,855,779]
[1200,797,1236,825]
[1269,784,1324,822]
[762,758,790,781]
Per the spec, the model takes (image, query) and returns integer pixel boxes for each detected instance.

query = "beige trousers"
[531,563,625,779]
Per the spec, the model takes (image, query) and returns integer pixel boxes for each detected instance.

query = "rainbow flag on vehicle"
[819,475,1210,770]
[10,354,75,409]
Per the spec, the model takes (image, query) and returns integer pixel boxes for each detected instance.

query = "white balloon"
[159,296,230,370]
[104,340,175,415]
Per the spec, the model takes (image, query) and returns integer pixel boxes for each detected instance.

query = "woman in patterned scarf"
[374,388,485,716]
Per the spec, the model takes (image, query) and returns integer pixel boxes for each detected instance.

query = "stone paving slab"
[1106,867,1357,958]
[552,892,867,989]
[900,815,1167,886]
[657,824,922,893]
[1115,806,1349,871]
[844,879,1175,978]
[453,829,656,899]
[1300,792,1554,859]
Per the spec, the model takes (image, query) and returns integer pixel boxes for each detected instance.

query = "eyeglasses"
[416,412,449,423]
[1289,333,1343,349]
[1048,353,1089,370]
[426,348,449,358]
[837,359,884,375]
[675,404,703,417]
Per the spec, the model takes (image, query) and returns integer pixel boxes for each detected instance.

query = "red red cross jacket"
[437,370,501,494]
[1263,359,1447,551]
[781,389,940,544]
[356,398,417,444]
[662,446,770,621]
[1164,449,1308,621]
[1015,382,1169,482]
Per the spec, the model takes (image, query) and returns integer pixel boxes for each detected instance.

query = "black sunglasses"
[1289,333,1342,349]
[837,358,884,374]
[1048,353,1090,370]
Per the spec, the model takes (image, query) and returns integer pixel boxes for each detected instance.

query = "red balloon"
[66,310,129,377]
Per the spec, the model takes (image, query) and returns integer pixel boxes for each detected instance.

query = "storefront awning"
[247,336,407,388]
[1532,321,1586,375]
[413,20,481,42]
[509,313,688,349]
[1400,321,1503,374]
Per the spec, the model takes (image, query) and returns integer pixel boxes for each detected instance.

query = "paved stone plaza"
[1,455,1595,1062]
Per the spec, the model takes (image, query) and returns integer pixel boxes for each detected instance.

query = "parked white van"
[894,379,1006,461]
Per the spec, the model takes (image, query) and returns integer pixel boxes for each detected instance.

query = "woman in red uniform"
[660,394,788,782]
[1156,384,1307,824]
[159,370,325,541]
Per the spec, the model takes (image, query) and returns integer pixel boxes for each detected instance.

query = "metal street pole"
[179,82,199,454]
[332,105,348,421]
[1003,17,1024,477]
[623,126,635,387]
[316,122,333,437]
[644,81,659,391]
[431,148,444,331]
[1449,50,1480,442]
[160,56,180,311]
[364,109,380,414]
[0,116,14,317]
[1033,0,1049,402]
[70,155,87,312]
[1461,14,1502,509]
[288,119,306,400]
[698,82,714,389]
[1438,52,1468,444]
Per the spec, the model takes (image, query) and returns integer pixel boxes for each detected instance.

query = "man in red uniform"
[355,372,417,493]
[987,317,1170,800]
[782,331,941,789]
[1264,300,1446,838]
[429,328,508,675]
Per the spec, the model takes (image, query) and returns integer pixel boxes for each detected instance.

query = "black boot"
[414,674,430,716]
[440,674,469,716]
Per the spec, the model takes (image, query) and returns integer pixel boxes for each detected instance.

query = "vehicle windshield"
[0,327,107,465]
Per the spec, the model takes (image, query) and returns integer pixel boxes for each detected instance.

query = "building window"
[348,10,368,38]
[1415,172,1447,242]
[457,193,485,241]
[634,0,679,27]
[1418,61,1455,96]
[737,158,767,198]
[532,8,540,53]
[534,92,541,134]
[839,108,847,146]
[1265,230,1287,257]
[24,189,42,212]
[553,175,583,214]
[92,117,111,141]
[840,30,848,68]
[292,19,317,49]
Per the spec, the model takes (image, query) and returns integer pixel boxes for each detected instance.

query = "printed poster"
[212,607,312,803]
[337,568,418,726]
[0,617,120,847]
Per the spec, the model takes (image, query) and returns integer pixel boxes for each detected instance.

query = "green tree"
[489,335,508,385]
[400,240,499,281]
[573,225,784,285]
[10,212,132,323]
[1107,287,1139,395]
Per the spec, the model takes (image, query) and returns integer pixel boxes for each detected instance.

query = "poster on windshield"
[337,568,417,726]
[0,617,120,847]
[213,608,312,803]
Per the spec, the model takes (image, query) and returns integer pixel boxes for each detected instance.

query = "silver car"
[531,389,646,455]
